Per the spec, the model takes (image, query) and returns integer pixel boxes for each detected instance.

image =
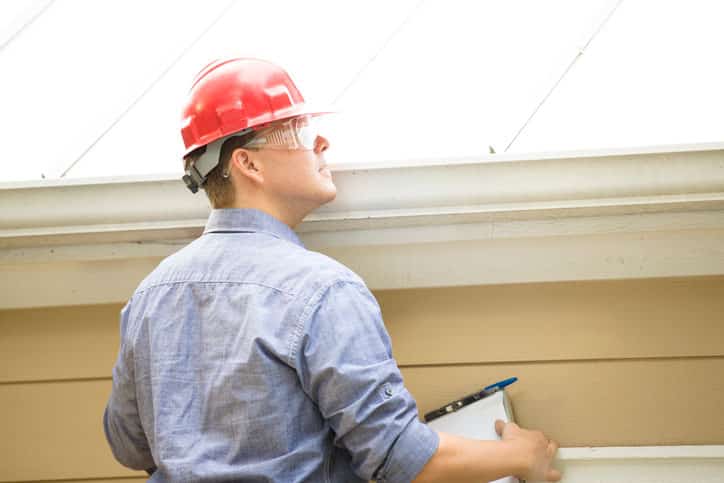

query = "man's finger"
[495,419,505,436]
[548,440,559,456]
[546,468,562,482]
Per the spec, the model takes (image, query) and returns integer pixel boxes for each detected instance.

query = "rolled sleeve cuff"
[375,418,440,483]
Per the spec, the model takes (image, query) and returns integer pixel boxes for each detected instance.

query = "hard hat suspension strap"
[182,129,252,193]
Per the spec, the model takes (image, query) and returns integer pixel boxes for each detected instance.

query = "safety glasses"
[244,115,320,151]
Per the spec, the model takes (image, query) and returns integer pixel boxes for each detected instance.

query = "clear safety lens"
[244,115,320,150]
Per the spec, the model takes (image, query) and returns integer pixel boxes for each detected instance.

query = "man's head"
[180,58,336,226]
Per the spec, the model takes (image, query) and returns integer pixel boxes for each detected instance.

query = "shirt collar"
[203,208,305,248]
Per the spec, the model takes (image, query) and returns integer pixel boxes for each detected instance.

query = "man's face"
[248,122,337,213]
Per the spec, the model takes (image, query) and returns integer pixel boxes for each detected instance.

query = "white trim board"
[1,143,723,309]
[555,446,724,483]
[2,220,724,309]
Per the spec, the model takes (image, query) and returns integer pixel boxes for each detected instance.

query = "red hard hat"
[180,57,325,156]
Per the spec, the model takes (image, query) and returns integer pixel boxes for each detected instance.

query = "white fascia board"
[1,143,724,308]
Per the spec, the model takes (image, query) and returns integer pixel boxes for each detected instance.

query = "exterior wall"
[1,276,723,481]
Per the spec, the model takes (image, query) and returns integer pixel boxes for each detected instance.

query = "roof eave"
[1,142,723,308]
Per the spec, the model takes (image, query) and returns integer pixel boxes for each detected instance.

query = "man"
[104,58,561,482]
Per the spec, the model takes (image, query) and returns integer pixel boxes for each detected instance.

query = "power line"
[59,0,236,178]
[0,0,55,54]
[331,0,425,106]
[504,0,625,153]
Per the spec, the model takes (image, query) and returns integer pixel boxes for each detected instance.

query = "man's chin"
[322,188,337,204]
[305,182,337,211]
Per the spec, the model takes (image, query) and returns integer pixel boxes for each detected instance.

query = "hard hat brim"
[182,103,335,158]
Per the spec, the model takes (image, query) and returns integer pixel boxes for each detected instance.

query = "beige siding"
[0,380,145,482]
[0,304,123,383]
[379,276,724,365]
[1,276,723,481]
[402,359,724,447]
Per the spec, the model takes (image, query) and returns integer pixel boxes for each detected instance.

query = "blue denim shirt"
[104,208,439,482]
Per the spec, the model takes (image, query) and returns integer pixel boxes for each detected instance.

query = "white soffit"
[1,143,723,308]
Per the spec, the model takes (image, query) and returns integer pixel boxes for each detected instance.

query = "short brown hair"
[183,132,256,208]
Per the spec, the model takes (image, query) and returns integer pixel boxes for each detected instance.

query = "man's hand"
[495,420,561,482]
[413,421,563,483]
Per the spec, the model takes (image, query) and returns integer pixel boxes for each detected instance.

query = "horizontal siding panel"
[379,276,724,365]
[2,359,723,481]
[0,380,144,482]
[0,304,123,383]
[3,276,724,384]
[402,357,724,447]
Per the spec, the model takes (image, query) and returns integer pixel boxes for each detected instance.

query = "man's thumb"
[495,419,506,436]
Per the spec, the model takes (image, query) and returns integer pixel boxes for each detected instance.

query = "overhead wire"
[59,0,236,178]
[503,0,626,153]
[0,0,55,54]
[331,0,425,106]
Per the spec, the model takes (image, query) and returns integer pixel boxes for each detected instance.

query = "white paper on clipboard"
[426,390,519,483]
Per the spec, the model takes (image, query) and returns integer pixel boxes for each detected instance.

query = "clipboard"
[425,387,519,483]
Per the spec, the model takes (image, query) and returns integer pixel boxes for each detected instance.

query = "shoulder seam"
[135,279,297,297]
[286,278,363,368]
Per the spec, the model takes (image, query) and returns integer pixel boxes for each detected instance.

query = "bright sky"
[1,0,722,182]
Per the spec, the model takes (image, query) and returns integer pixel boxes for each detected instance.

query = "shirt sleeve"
[293,280,439,483]
[103,300,155,472]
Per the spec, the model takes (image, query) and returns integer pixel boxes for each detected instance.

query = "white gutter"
[2,141,723,244]
[1,142,723,308]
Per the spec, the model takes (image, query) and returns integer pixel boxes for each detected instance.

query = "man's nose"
[315,135,329,153]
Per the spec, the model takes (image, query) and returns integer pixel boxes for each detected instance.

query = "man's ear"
[230,148,264,185]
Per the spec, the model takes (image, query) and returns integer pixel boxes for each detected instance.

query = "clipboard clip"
[424,377,518,423]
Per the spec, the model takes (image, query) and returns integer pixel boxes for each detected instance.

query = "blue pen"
[424,377,518,422]
[484,377,518,392]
